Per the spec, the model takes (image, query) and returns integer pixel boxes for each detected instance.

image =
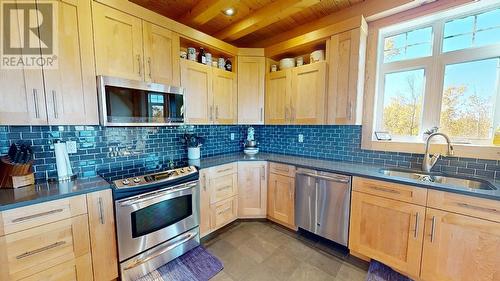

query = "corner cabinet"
[327,25,367,125]
[265,62,327,125]
[181,60,237,125]
[238,162,267,218]
[0,0,98,125]
[93,2,180,86]
[238,56,265,124]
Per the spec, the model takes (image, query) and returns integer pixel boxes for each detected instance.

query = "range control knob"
[133,177,141,183]
[122,179,130,185]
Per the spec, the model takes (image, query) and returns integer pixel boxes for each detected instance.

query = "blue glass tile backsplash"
[0,125,498,181]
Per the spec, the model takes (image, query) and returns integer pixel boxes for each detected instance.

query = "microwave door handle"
[120,183,197,207]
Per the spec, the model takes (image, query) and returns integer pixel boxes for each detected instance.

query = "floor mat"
[136,246,223,281]
[366,260,413,281]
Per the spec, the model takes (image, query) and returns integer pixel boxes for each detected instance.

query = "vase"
[188,147,201,160]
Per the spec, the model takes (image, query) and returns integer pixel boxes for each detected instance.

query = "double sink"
[379,168,497,191]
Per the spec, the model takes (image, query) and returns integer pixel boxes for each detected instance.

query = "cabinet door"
[421,208,500,281]
[238,56,265,124]
[143,22,180,86]
[238,162,267,218]
[213,68,237,124]
[180,60,213,124]
[328,28,366,125]
[43,0,98,125]
[265,70,291,125]
[199,170,211,237]
[349,191,425,278]
[0,0,46,125]
[211,196,238,230]
[86,190,118,281]
[291,62,327,124]
[267,173,295,228]
[93,2,143,81]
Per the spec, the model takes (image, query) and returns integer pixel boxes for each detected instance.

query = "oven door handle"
[119,182,197,207]
[123,231,198,270]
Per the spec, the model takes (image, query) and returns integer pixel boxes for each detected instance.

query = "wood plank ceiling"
[129,0,365,47]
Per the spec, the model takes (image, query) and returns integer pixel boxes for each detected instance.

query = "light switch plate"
[230,133,235,140]
[298,134,304,143]
[66,141,77,154]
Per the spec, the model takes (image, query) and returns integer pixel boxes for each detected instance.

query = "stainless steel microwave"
[97,76,185,126]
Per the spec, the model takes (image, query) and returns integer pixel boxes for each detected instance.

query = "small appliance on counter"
[244,127,259,156]
[0,143,34,188]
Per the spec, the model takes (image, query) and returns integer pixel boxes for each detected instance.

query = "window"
[376,4,500,145]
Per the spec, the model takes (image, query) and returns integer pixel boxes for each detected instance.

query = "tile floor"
[202,221,368,281]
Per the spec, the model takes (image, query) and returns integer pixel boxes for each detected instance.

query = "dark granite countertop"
[0,176,111,211]
[198,152,500,201]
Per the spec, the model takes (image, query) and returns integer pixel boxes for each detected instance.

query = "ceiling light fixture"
[223,7,236,16]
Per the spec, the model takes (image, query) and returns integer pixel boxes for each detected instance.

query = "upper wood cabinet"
[267,170,295,229]
[181,60,237,124]
[265,62,327,125]
[265,69,291,125]
[349,191,425,278]
[420,208,500,281]
[238,162,267,218]
[86,189,118,281]
[238,56,265,124]
[93,3,180,86]
[0,0,98,126]
[291,62,327,124]
[327,26,367,125]
[143,22,180,85]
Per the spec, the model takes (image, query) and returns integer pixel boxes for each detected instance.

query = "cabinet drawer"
[353,177,427,206]
[428,189,500,223]
[0,195,87,236]
[0,215,91,281]
[208,163,237,178]
[211,196,238,230]
[209,173,238,204]
[269,162,295,177]
[18,254,93,281]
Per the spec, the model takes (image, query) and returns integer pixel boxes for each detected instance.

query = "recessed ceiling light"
[223,8,236,16]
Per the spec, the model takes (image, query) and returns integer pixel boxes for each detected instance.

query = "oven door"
[115,181,199,261]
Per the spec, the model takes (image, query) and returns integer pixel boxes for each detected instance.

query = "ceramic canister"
[205,53,212,65]
[187,47,196,61]
[218,58,225,69]
[271,65,278,72]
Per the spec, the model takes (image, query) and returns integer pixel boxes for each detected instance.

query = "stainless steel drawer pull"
[216,168,233,173]
[414,212,419,238]
[33,89,40,118]
[217,185,232,192]
[260,166,265,180]
[12,208,64,223]
[148,57,152,79]
[370,186,401,195]
[456,203,497,213]
[98,197,105,225]
[430,216,436,243]
[296,172,350,183]
[260,107,263,121]
[273,166,289,172]
[217,207,232,215]
[16,241,66,260]
[52,90,58,119]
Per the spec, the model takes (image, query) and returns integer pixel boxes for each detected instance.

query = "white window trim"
[361,0,500,160]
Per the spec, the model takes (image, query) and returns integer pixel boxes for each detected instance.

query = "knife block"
[0,156,35,188]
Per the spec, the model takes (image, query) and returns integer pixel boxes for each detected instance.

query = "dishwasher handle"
[296,171,350,184]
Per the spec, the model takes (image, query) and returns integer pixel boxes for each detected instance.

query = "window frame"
[374,4,500,145]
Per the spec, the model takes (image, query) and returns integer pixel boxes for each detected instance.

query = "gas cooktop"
[113,166,198,189]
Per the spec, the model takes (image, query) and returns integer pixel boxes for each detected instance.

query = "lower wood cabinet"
[267,169,296,229]
[211,197,238,230]
[349,191,425,278]
[238,162,267,218]
[0,190,118,281]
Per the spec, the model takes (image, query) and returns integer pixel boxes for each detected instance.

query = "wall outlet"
[66,141,77,154]
[230,133,235,140]
[298,134,304,143]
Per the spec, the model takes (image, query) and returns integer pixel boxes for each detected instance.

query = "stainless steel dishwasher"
[295,168,351,246]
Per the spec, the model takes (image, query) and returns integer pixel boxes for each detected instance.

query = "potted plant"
[181,133,204,160]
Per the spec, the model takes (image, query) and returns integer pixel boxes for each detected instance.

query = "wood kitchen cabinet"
[86,189,119,281]
[327,24,367,125]
[238,56,266,124]
[349,191,425,278]
[265,62,327,125]
[181,60,237,124]
[267,166,296,230]
[199,170,211,237]
[238,162,268,218]
[93,2,180,86]
[0,0,98,125]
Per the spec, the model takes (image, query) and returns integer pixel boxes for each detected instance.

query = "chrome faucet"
[423,132,454,172]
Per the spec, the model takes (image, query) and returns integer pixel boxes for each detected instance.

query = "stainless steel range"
[112,166,200,281]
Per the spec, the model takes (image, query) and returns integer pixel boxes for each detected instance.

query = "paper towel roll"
[54,142,73,180]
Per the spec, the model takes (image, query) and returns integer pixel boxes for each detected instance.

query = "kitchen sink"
[379,168,497,191]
